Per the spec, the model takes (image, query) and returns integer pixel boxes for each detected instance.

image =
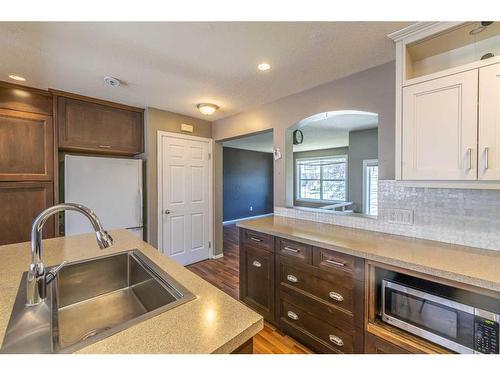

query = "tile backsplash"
[274,180,500,251]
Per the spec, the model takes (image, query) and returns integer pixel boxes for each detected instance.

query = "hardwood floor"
[187,224,312,354]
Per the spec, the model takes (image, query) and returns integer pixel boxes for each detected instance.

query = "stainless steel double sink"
[1,250,195,353]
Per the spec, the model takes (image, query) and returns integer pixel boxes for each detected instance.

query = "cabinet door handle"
[284,246,299,253]
[325,259,345,267]
[287,311,299,320]
[485,147,489,170]
[329,334,344,347]
[329,291,344,302]
[466,148,472,170]
[286,274,298,283]
[252,260,261,268]
[98,145,112,149]
[250,236,262,242]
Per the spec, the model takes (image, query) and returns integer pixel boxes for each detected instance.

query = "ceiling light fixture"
[104,76,121,87]
[257,63,271,71]
[197,103,219,115]
[8,74,26,82]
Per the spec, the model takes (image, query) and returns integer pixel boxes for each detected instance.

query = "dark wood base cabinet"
[239,228,365,353]
[239,230,275,322]
[365,332,412,354]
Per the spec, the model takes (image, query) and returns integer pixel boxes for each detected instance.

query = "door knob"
[164,209,171,214]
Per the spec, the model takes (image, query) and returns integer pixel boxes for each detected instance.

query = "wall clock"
[293,130,304,145]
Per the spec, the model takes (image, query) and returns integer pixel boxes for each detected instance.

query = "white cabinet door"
[402,70,478,180]
[159,134,211,266]
[479,63,500,180]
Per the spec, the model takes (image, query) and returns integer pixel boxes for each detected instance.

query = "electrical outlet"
[386,209,414,225]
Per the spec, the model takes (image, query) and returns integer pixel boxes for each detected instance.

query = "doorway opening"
[221,130,274,225]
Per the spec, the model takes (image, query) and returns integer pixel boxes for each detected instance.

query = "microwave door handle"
[418,300,426,314]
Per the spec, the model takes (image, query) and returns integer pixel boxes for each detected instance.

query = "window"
[363,159,378,215]
[296,156,347,202]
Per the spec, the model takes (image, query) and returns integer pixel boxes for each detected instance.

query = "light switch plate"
[386,208,414,225]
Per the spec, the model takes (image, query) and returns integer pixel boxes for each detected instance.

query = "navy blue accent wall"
[223,147,273,222]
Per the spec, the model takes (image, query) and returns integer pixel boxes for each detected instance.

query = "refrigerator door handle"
[137,187,143,226]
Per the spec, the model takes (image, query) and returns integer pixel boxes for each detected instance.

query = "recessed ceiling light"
[257,63,271,71]
[104,76,121,87]
[8,74,26,82]
[197,103,219,115]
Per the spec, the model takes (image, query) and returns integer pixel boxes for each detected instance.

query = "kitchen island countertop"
[0,230,263,353]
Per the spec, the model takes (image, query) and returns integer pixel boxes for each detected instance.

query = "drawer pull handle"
[325,259,345,267]
[329,334,344,347]
[284,246,299,253]
[252,260,261,268]
[286,274,298,283]
[287,311,299,320]
[329,291,344,302]
[98,145,112,149]
[250,236,262,242]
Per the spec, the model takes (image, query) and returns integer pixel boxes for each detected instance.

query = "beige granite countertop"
[0,230,263,353]
[238,216,500,293]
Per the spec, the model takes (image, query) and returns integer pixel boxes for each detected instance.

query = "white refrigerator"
[64,155,143,239]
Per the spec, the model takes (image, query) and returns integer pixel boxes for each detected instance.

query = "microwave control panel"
[474,317,499,354]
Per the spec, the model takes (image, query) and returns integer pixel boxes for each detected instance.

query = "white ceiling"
[0,22,410,120]
[223,131,273,153]
[294,111,378,152]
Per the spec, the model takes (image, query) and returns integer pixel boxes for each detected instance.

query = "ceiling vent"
[104,76,121,87]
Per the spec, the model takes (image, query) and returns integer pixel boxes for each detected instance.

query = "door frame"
[157,130,214,260]
[362,158,378,215]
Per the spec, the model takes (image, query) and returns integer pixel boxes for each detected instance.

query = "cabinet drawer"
[365,332,411,354]
[278,259,354,313]
[276,237,312,264]
[313,247,364,280]
[241,229,274,252]
[278,292,354,353]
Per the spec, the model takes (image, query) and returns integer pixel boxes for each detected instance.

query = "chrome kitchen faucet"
[26,203,113,306]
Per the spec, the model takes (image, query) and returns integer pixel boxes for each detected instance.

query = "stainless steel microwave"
[382,280,499,354]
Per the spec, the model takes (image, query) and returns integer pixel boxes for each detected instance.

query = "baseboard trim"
[223,213,273,226]
[212,253,224,259]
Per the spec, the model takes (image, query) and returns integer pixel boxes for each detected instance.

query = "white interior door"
[479,62,500,180]
[402,70,478,180]
[158,132,211,266]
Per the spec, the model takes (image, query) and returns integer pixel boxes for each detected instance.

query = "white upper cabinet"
[402,70,478,180]
[478,63,500,180]
[390,22,500,185]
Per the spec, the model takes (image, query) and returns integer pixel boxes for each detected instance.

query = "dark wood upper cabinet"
[0,109,53,181]
[0,81,56,245]
[0,182,54,245]
[55,93,144,156]
[0,81,53,115]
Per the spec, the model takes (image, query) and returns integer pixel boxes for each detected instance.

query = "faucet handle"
[45,260,67,285]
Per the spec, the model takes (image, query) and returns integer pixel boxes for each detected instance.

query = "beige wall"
[213,62,396,208]
[144,107,212,249]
